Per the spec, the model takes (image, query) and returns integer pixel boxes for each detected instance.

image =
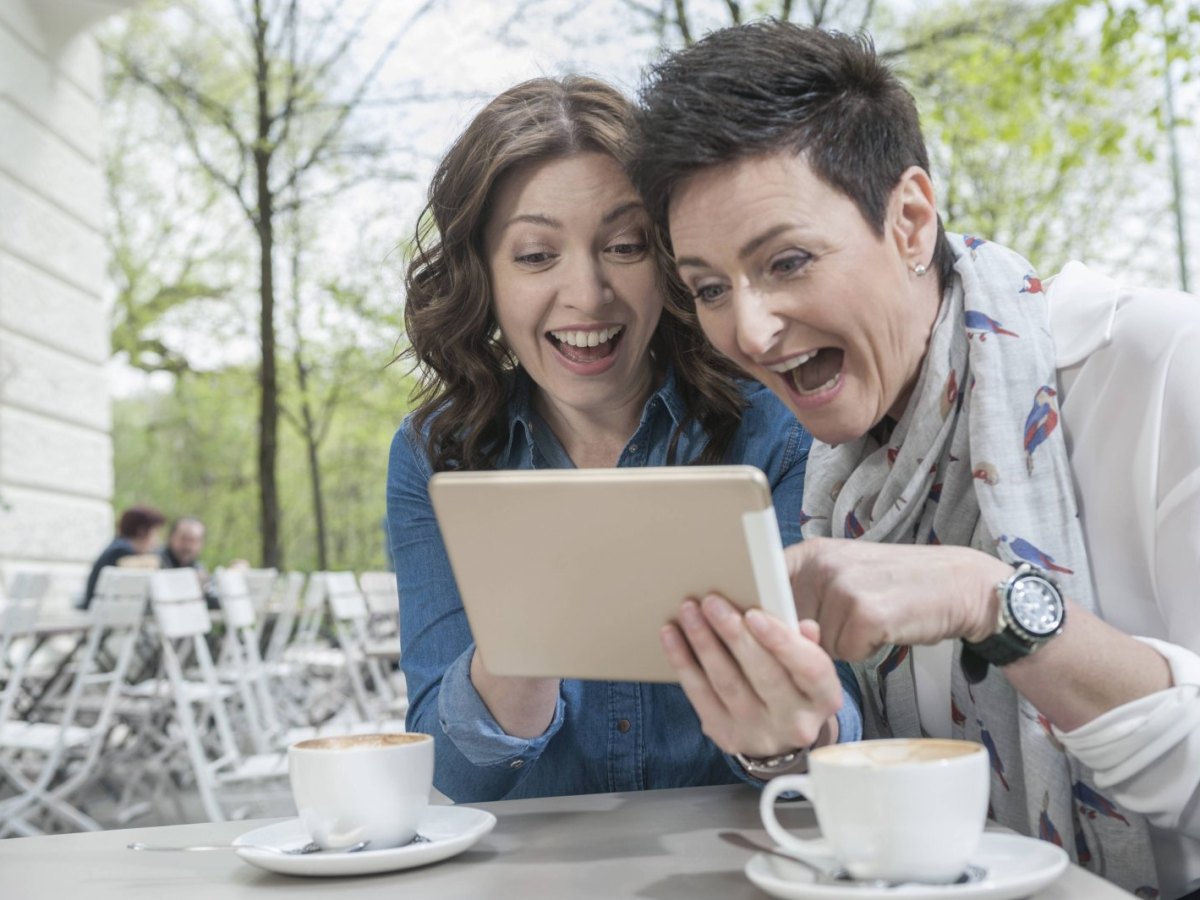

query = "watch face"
[1009,575,1064,637]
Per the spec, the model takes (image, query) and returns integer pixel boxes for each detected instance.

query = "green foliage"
[113,347,416,572]
[104,0,1200,571]
[895,0,1161,272]
[102,0,416,568]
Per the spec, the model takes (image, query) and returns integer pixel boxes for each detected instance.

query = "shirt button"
[510,759,525,769]
[629,444,638,453]
[616,719,631,734]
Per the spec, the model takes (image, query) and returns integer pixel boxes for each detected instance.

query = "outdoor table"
[16,611,95,716]
[0,783,1132,898]
[30,610,94,637]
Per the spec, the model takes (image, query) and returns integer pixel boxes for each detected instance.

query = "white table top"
[0,784,1132,897]
[31,610,93,636]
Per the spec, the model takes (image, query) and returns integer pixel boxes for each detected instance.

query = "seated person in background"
[632,22,1200,899]
[81,504,165,608]
[160,516,219,608]
[389,75,860,804]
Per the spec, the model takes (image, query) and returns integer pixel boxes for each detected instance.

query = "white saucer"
[233,805,496,877]
[745,832,1069,900]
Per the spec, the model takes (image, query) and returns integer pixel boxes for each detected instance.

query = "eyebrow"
[502,213,561,230]
[601,200,646,225]
[500,201,646,233]
[675,223,795,271]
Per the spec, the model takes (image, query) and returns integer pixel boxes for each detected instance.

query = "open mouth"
[769,347,845,395]
[547,325,625,365]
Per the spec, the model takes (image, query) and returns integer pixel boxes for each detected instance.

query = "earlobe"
[891,166,939,265]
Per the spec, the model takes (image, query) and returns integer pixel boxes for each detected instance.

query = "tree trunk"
[254,0,281,568]
[287,196,328,571]
[300,392,329,571]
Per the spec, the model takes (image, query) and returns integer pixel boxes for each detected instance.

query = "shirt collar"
[499,363,686,460]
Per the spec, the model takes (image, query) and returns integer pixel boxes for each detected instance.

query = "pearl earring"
[911,262,929,277]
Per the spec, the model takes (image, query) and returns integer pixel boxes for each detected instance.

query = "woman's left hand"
[786,537,1012,661]
[660,594,843,758]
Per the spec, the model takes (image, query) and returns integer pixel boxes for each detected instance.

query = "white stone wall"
[0,0,135,608]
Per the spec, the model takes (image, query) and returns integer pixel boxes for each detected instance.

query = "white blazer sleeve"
[1055,323,1200,837]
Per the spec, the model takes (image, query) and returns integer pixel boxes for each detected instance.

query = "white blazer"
[1047,262,1200,900]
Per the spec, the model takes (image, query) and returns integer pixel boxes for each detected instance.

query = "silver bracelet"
[735,747,810,780]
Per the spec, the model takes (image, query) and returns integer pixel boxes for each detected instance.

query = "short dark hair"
[631,21,953,286]
[117,505,165,539]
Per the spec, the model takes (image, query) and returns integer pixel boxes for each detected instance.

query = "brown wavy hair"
[402,75,747,472]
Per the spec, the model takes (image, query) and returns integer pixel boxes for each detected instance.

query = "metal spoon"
[718,832,987,888]
[127,839,370,855]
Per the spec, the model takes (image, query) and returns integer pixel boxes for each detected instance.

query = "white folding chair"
[0,585,45,747]
[148,569,289,822]
[325,573,407,724]
[0,569,149,836]
[292,572,328,648]
[262,571,305,666]
[280,572,344,671]
[241,568,278,619]
[214,569,279,753]
[357,570,400,637]
[5,572,50,606]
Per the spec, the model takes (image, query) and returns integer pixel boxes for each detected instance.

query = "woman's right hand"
[660,594,843,759]
[469,650,561,739]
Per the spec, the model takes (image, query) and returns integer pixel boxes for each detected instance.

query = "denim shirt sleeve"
[387,422,566,801]
[720,385,863,783]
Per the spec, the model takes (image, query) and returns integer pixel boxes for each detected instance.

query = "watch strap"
[961,631,1032,684]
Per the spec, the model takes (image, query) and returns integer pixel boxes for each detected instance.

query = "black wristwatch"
[961,562,1066,684]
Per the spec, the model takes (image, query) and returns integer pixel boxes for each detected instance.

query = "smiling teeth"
[767,349,818,374]
[550,325,623,347]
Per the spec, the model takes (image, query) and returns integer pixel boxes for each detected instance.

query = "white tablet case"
[429,465,796,683]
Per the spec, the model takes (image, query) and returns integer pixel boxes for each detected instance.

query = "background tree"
[112,349,412,572]
[504,0,1190,278]
[106,0,425,566]
[102,0,1196,575]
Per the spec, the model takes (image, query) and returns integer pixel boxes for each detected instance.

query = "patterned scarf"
[801,235,1158,896]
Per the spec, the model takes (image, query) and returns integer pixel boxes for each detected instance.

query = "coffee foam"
[815,738,981,767]
[292,732,430,752]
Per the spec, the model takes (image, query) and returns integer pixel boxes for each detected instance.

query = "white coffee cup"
[760,738,989,884]
[288,732,434,851]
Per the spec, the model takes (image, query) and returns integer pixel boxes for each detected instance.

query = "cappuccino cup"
[288,732,434,851]
[760,738,989,884]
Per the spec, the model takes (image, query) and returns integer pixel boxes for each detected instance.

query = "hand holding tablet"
[429,465,798,683]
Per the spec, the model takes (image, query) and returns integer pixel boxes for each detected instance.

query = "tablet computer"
[428,465,796,683]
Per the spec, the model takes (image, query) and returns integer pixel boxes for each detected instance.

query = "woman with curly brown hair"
[387,76,859,802]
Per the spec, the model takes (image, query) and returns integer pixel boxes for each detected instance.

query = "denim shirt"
[387,368,862,802]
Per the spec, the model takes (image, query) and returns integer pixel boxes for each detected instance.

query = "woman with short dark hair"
[634,22,1200,898]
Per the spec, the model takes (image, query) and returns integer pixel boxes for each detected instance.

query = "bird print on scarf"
[972,461,1000,485]
[1023,385,1059,474]
[977,720,1010,791]
[1073,781,1131,826]
[996,535,1074,574]
[1039,791,1064,847]
[940,369,959,418]
[965,310,1020,342]
[844,507,865,539]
